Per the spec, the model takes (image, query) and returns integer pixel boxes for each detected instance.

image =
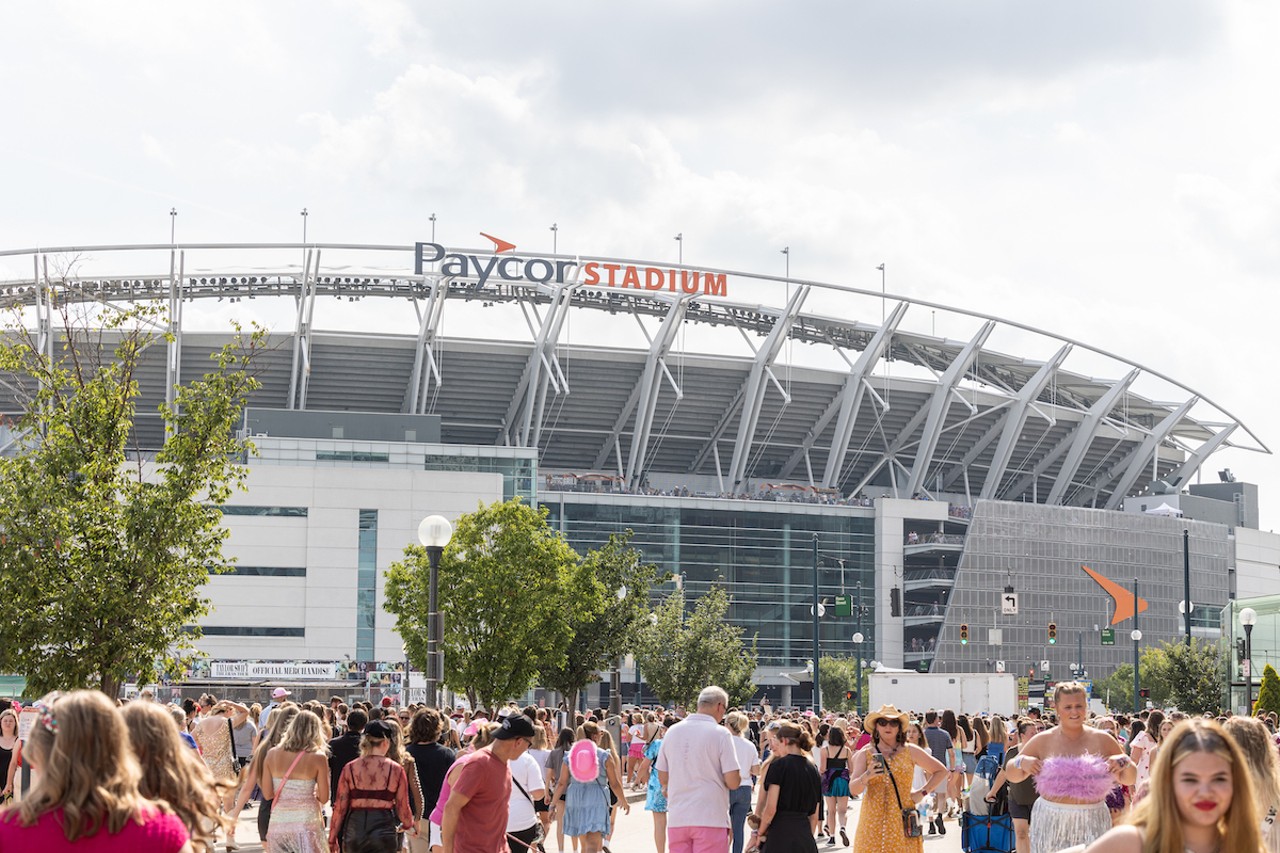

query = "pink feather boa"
[1033,753,1116,801]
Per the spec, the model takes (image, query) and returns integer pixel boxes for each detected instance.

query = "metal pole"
[426,547,442,707]
[812,534,820,712]
[1077,631,1083,679]
[856,580,863,714]
[1133,576,1141,714]
[1245,623,1255,713]
[1183,529,1192,646]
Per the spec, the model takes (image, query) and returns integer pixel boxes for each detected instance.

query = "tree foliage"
[0,296,263,696]
[1254,663,1280,717]
[385,498,589,711]
[633,587,759,709]
[819,656,866,713]
[1094,640,1225,715]
[539,531,663,712]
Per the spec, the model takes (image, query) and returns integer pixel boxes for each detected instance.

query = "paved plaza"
[225,789,971,852]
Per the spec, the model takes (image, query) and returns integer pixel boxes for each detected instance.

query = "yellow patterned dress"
[852,747,923,853]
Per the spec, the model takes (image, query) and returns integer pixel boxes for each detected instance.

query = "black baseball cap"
[493,714,537,741]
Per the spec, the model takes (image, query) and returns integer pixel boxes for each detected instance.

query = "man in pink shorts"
[656,686,742,853]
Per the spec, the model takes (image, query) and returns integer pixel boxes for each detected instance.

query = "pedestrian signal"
[1048,622,1058,644]
[960,623,970,644]
[844,691,854,701]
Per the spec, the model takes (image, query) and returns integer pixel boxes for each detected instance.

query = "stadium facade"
[0,240,1273,709]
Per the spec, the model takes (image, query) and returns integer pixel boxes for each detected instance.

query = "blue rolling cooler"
[961,810,1014,853]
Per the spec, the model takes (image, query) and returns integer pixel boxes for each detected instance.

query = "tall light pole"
[169,208,177,245]
[550,223,558,255]
[854,579,863,713]
[1242,607,1258,714]
[1132,577,1142,713]
[301,208,308,244]
[430,213,437,243]
[417,515,453,708]
[1182,529,1192,646]
[609,585,627,715]
[812,534,820,712]
[674,233,683,265]
[876,263,886,322]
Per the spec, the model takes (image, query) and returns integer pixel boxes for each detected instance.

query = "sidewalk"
[224,790,970,852]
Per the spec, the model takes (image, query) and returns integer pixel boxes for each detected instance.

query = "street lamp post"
[417,515,453,708]
[1182,529,1192,646]
[1132,575,1141,714]
[852,631,865,715]
[1242,607,1258,714]
[610,585,628,716]
[812,535,820,712]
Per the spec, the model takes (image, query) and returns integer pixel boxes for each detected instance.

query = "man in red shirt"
[442,713,537,853]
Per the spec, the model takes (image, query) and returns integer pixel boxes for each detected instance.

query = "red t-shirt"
[449,748,512,853]
[0,806,188,852]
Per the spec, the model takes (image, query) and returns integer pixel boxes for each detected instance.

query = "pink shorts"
[668,825,730,853]
[629,742,644,758]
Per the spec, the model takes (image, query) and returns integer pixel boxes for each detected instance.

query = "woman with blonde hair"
[123,701,234,853]
[262,709,330,853]
[552,721,628,853]
[385,719,425,851]
[1083,718,1261,853]
[231,702,301,848]
[0,690,191,851]
[1222,715,1280,853]
[0,708,23,801]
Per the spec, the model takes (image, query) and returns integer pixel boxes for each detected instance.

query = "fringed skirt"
[1029,799,1111,853]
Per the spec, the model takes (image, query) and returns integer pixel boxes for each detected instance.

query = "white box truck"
[868,671,1019,717]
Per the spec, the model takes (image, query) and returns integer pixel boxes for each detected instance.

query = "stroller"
[962,748,1014,853]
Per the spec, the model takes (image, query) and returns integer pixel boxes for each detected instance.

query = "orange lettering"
[623,266,640,289]
[704,273,727,297]
[645,267,664,290]
[681,270,700,294]
[583,262,600,285]
[602,263,620,286]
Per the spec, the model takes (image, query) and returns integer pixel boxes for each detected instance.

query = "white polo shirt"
[506,750,545,832]
[656,712,740,828]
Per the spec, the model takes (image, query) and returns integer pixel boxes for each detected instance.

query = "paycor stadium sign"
[414,233,728,296]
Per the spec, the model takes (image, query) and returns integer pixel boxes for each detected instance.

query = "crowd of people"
[3,683,1280,853]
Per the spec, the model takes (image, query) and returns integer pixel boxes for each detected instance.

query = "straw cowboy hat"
[863,704,911,733]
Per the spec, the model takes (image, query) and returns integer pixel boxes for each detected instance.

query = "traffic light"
[1237,638,1247,663]
[844,690,854,701]
[1139,688,1150,699]
[960,623,970,644]
[1048,622,1058,644]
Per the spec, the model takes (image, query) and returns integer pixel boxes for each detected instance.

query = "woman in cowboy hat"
[848,705,948,853]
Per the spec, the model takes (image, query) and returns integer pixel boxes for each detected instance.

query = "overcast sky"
[3,1,1278,528]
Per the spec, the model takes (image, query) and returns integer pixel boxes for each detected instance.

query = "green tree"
[1143,639,1225,716]
[385,497,587,710]
[539,531,663,712]
[0,299,263,697]
[633,587,759,708]
[1095,664,1135,713]
[818,656,860,713]
[1254,663,1280,717]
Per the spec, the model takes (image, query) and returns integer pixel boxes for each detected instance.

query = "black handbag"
[876,745,922,839]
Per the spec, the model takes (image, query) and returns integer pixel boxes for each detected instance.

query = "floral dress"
[853,747,921,853]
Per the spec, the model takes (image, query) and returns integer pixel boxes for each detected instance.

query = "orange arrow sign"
[479,232,517,254]
[1081,565,1149,625]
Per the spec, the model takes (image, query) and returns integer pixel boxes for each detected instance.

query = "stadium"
[1,239,1273,708]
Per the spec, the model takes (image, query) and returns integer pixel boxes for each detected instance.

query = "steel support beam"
[625,299,689,483]
[903,322,995,497]
[848,402,933,499]
[726,286,809,487]
[979,344,1072,499]
[1167,423,1238,488]
[502,281,580,447]
[404,276,447,414]
[815,302,907,487]
[1101,397,1199,510]
[287,250,320,410]
[1045,369,1140,505]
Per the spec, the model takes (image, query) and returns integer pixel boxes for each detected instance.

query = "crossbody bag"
[874,744,922,838]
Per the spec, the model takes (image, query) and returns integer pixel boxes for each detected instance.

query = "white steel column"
[725,286,808,487]
[979,344,1072,499]
[903,322,995,497]
[1101,397,1199,510]
[1167,423,1238,488]
[1045,368,1140,505]
[625,299,689,483]
[818,302,907,487]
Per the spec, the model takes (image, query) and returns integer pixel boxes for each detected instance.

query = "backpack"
[975,744,1003,784]
[568,739,599,783]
